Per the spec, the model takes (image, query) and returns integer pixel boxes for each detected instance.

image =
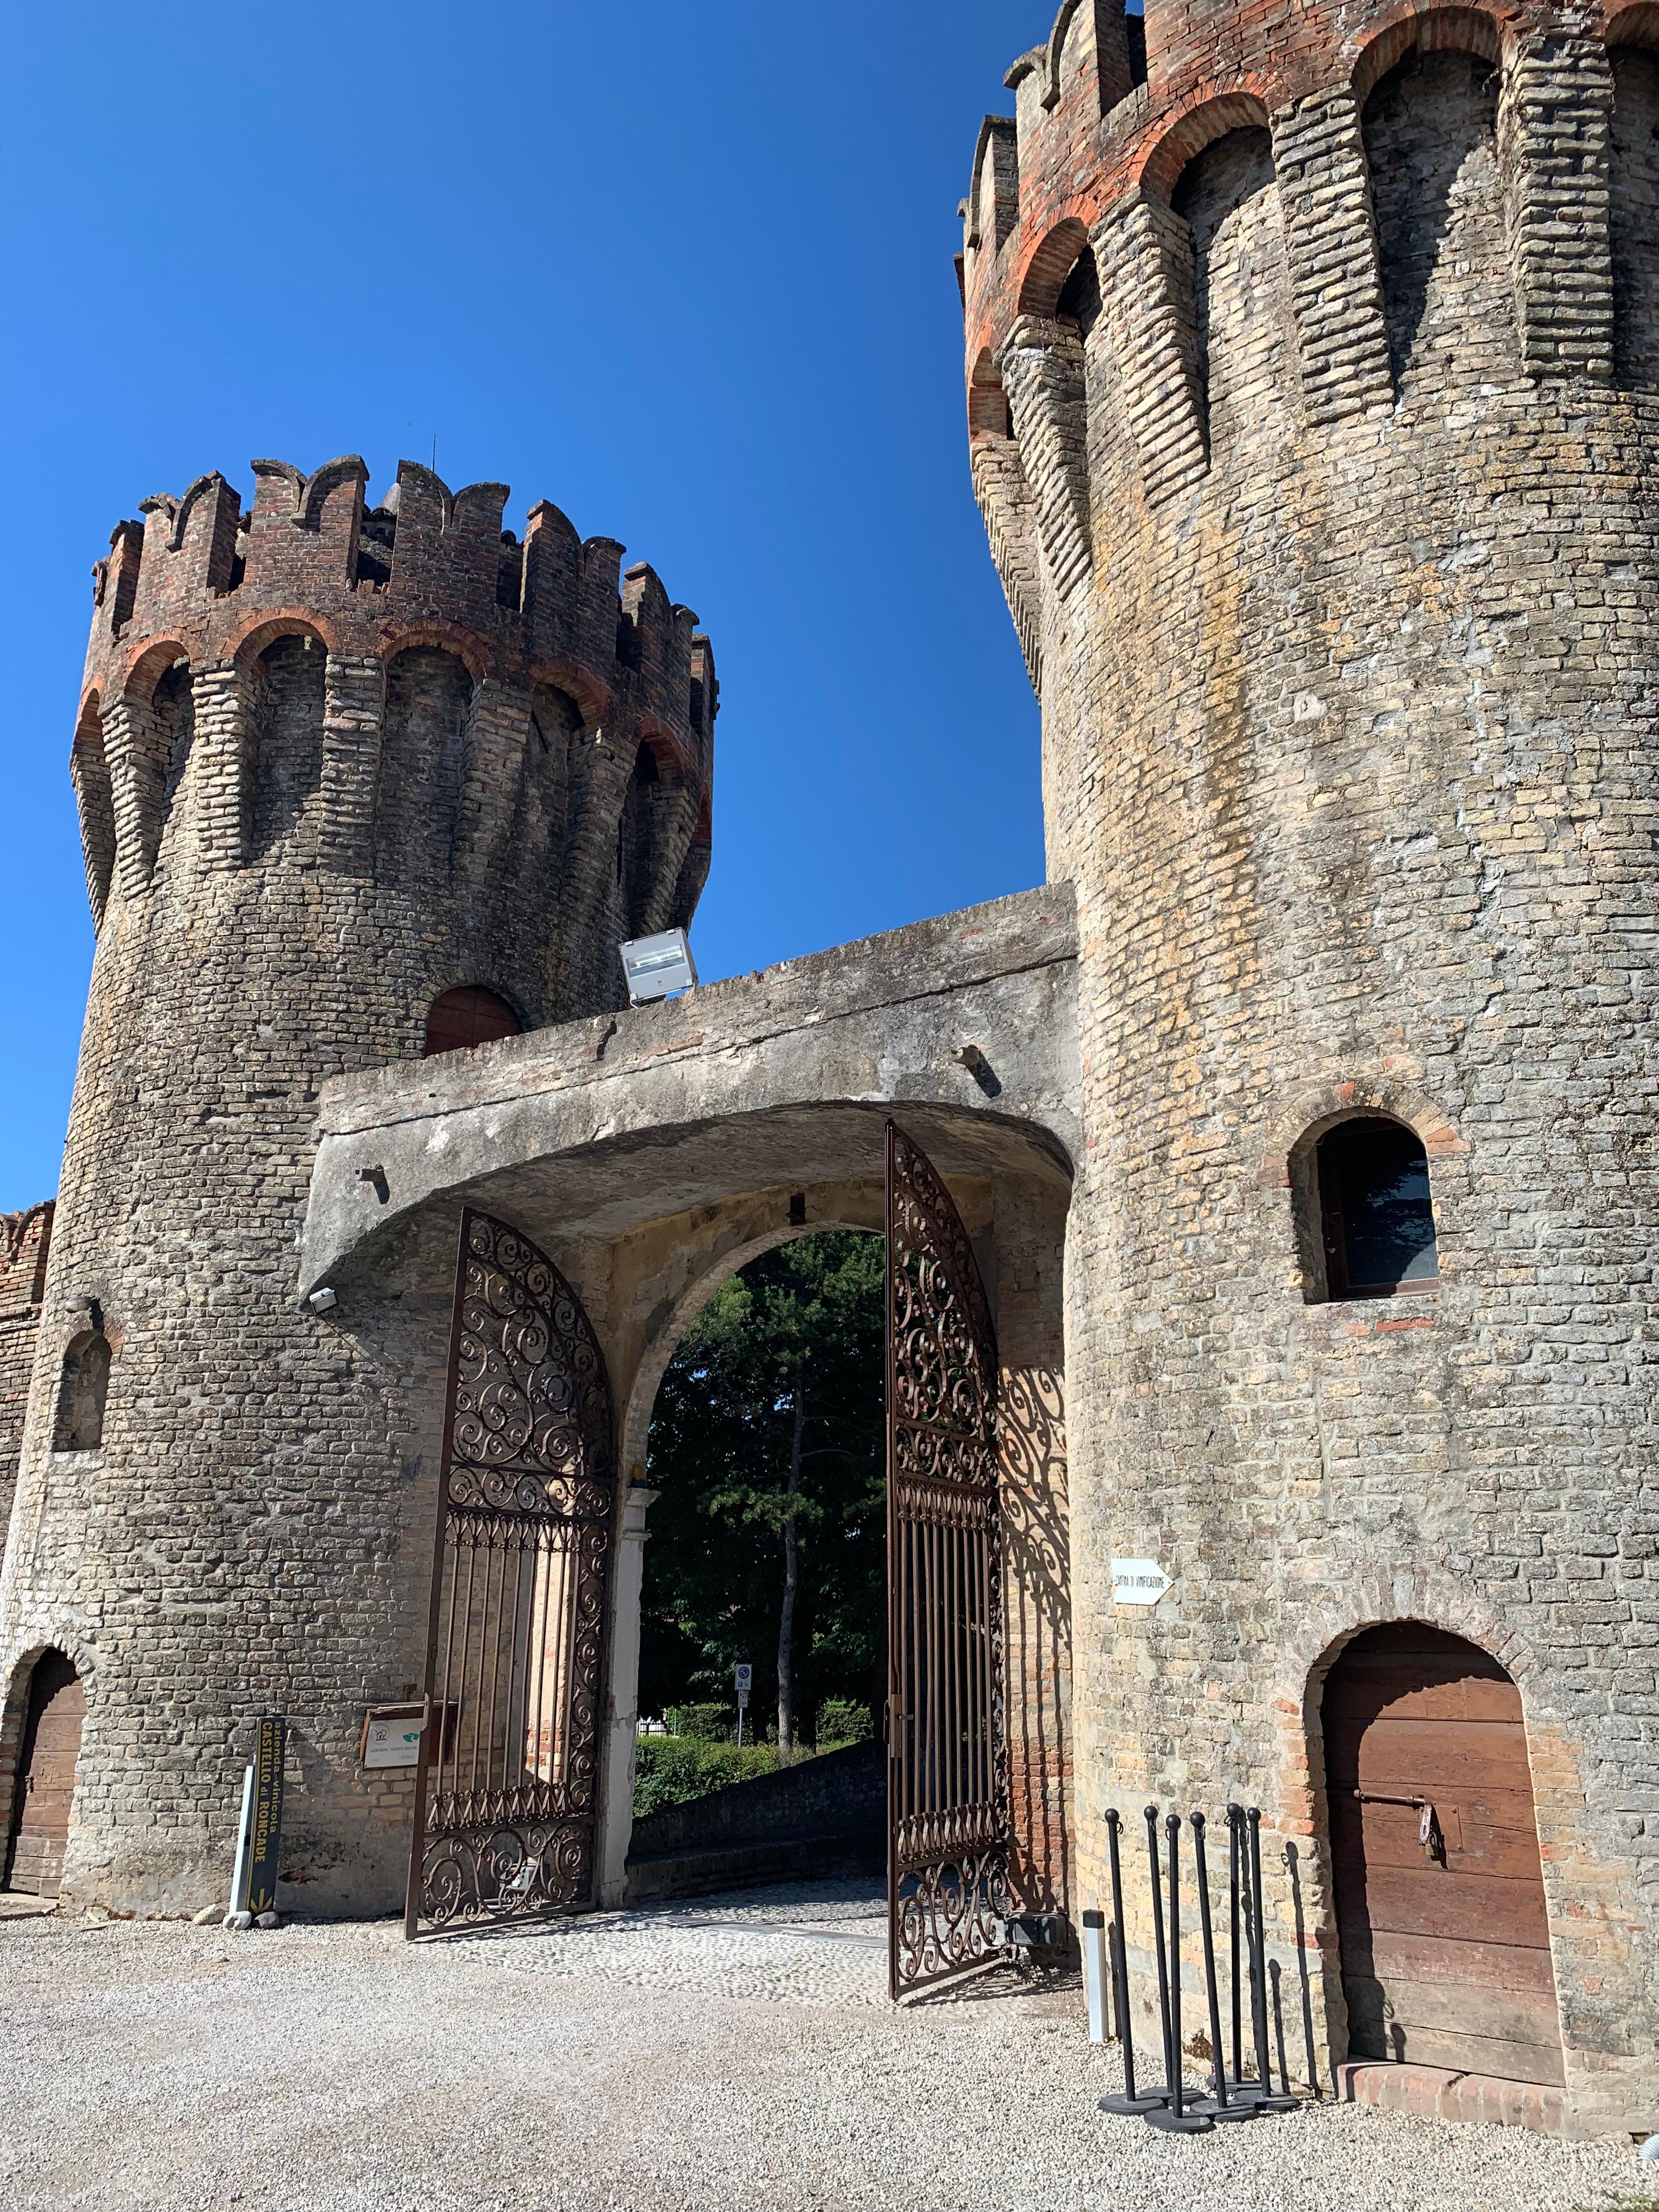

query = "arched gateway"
[390,1028,1072,2002]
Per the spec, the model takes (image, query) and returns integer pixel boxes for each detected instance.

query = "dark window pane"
[1318,1117,1438,1295]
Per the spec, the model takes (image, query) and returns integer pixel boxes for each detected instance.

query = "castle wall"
[300,888,1081,1925]
[964,0,1659,2134]
[0,1205,53,1551]
[0,459,715,1917]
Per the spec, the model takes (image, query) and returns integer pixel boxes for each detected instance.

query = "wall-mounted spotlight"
[619,929,698,1005]
[308,1286,338,1313]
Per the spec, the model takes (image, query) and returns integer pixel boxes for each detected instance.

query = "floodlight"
[619,929,698,1005]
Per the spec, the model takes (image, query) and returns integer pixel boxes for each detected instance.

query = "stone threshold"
[1338,2060,1570,2136]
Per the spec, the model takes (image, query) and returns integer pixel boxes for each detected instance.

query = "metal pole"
[1145,1805,1172,2092]
[1192,1813,1253,2122]
[1098,1807,1167,2114]
[1084,1908,1109,2044]
[1146,1813,1212,2133]
[1246,1807,1299,2114]
[1228,1803,1244,2088]
[227,1763,255,1920]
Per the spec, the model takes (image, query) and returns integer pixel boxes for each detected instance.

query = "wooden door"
[1326,1623,1562,2086]
[4,1652,86,1899]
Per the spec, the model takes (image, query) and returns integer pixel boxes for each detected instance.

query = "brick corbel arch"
[1350,4,1508,106]
[529,657,612,731]
[1135,86,1274,201]
[116,636,193,702]
[1015,213,1094,315]
[632,716,690,786]
[223,610,341,669]
[375,623,495,683]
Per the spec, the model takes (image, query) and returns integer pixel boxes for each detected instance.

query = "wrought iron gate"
[885,1119,1011,1997]
[405,1208,616,1937]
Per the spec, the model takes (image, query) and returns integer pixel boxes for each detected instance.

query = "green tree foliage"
[640,1232,885,1746]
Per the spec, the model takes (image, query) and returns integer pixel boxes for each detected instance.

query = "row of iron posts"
[1097,1804,1301,2135]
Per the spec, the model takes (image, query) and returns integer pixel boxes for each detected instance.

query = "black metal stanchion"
[1189,1812,1255,2122]
[1227,1803,1246,2092]
[1244,1807,1299,2114]
[1144,1805,1172,2095]
[1146,1812,1212,2134]
[1099,1808,1168,2116]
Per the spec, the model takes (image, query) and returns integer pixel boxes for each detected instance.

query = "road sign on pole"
[735,1663,752,1747]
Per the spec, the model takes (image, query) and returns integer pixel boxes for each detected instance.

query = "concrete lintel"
[301,884,1080,1291]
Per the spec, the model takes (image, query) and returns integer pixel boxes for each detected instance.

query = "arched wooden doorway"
[4,1651,87,1899]
[1325,1622,1562,2086]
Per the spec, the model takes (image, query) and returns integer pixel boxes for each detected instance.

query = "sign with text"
[246,1714,287,1915]
[734,1663,752,1706]
[1110,1559,1172,1607]
[361,1707,424,1770]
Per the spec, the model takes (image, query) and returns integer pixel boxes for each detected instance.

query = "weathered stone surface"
[962,0,1659,2137]
[0,459,718,1920]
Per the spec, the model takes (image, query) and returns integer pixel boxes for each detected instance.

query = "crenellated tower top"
[73,454,715,1000]
[961,0,1647,710]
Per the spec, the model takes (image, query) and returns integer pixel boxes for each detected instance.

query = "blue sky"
[0,2,1050,1211]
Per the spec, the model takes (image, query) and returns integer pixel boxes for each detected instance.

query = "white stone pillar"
[596,1485,656,1908]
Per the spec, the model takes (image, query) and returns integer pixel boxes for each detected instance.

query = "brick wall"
[963,0,1659,2132]
[0,1204,52,1549]
[0,458,715,1918]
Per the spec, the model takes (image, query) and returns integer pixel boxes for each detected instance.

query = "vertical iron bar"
[884,1122,900,2004]
[404,1211,477,1939]
[1146,1805,1171,2093]
[1143,1815,1213,2133]
[1166,1814,1185,2118]
[1229,1803,1244,2086]
[1193,1813,1250,2119]
[1098,1807,1168,2115]
[1248,1806,1273,2096]
[1245,1808,1298,2109]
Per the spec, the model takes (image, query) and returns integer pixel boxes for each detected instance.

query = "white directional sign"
[1111,1558,1172,1607]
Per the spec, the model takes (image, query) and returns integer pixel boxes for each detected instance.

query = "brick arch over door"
[1323,1621,1564,2087]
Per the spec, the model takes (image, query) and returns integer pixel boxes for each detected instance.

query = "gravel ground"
[1,1877,1652,2212]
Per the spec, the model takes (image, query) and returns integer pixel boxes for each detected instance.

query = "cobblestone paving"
[0,1880,1650,2212]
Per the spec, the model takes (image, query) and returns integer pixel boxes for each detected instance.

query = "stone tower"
[964,0,1657,2128]
[0,455,714,1912]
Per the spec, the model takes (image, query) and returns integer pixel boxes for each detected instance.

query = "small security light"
[619,929,698,1005]
[308,1286,338,1313]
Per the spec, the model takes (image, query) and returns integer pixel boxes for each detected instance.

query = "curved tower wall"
[0,455,715,1915]
[965,0,1657,2123]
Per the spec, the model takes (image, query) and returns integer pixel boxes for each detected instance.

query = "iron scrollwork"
[406,1210,616,1938]
[886,1120,1011,1997]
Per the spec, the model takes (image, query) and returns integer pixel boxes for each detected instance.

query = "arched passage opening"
[1323,1622,1563,2087]
[625,1228,889,1899]
[3,1650,87,1899]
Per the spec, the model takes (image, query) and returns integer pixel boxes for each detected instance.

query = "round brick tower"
[964,0,1657,2125]
[0,455,714,1914]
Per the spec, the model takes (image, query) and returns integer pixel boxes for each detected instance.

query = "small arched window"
[54,1331,111,1452]
[424,986,522,1059]
[1315,1116,1439,1299]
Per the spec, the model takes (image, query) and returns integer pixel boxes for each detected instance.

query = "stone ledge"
[1338,2061,1568,2136]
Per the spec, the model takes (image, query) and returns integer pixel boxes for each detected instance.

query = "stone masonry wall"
[964,0,1659,2134]
[0,1205,52,1553]
[0,458,716,1917]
